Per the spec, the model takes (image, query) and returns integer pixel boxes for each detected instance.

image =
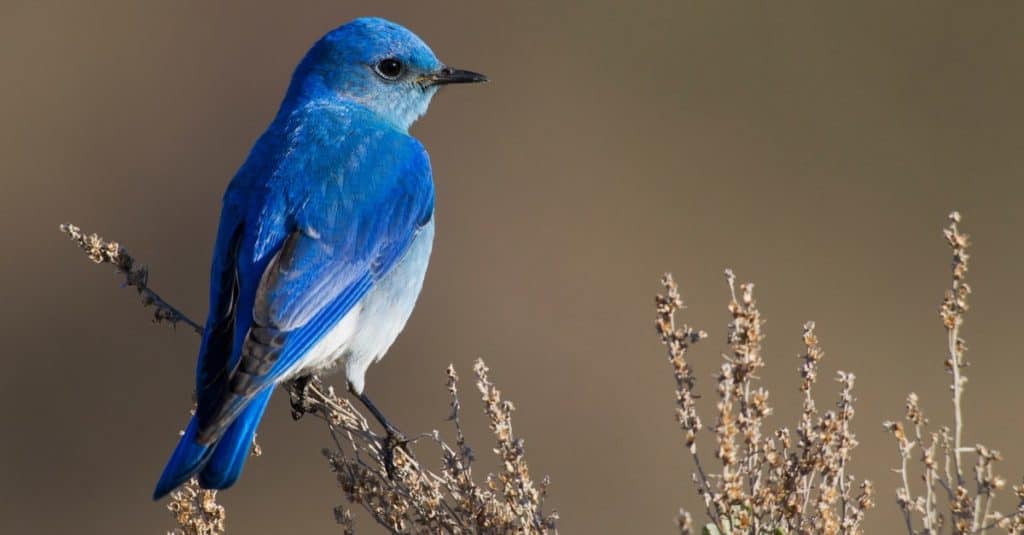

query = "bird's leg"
[287,374,320,420]
[351,385,412,479]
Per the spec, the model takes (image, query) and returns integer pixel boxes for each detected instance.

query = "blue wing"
[193,102,435,443]
[192,194,245,416]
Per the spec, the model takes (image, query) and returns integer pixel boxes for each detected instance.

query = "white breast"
[292,218,435,394]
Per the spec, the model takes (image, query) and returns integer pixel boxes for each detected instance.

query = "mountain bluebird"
[153,17,486,499]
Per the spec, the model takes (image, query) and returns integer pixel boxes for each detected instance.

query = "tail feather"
[153,388,274,499]
[199,388,273,489]
[152,417,214,500]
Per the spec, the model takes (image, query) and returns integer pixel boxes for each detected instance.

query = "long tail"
[152,388,274,500]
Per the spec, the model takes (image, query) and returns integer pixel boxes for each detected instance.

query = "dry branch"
[657,272,873,535]
[885,212,1024,534]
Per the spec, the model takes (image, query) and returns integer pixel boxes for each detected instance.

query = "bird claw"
[288,374,320,420]
[351,388,414,478]
[382,428,414,479]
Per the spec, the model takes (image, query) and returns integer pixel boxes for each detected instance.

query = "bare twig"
[60,223,202,333]
[941,212,970,491]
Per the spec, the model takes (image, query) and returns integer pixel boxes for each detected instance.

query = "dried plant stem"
[885,212,1024,535]
[915,424,939,534]
[949,310,966,489]
[656,273,719,529]
[942,211,976,533]
[945,210,969,487]
[60,224,203,333]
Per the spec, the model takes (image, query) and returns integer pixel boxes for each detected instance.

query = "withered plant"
[656,271,873,535]
[884,212,1024,534]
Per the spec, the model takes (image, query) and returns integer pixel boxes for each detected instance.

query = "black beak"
[422,66,488,87]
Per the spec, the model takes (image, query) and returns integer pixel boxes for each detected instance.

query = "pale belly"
[292,218,434,394]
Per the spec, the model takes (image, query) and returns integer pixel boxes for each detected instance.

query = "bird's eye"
[375,58,404,80]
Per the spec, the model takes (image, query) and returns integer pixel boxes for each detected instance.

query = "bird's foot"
[287,374,321,420]
[351,388,416,479]
[381,427,414,480]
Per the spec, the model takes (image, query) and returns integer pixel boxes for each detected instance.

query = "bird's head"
[288,17,486,131]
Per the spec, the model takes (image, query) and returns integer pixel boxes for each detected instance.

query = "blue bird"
[153,17,486,499]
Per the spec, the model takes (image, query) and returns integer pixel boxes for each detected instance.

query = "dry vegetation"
[61,211,1023,534]
[656,272,872,535]
[882,212,1024,534]
[655,212,1023,535]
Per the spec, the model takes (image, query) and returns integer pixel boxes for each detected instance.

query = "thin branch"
[940,212,970,489]
[60,223,203,333]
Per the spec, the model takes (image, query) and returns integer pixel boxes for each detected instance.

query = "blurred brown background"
[2,1,1023,533]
